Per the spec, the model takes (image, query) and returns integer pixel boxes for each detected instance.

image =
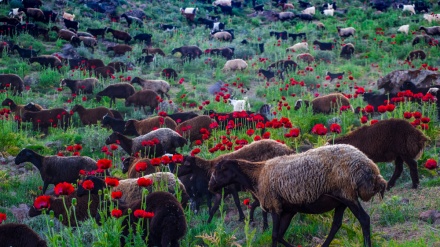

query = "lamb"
[71,104,114,126]
[179,139,294,226]
[398,4,416,15]
[398,24,409,34]
[161,68,178,80]
[15,148,97,193]
[419,26,440,36]
[211,31,233,41]
[106,28,132,44]
[124,116,177,136]
[28,192,100,227]
[63,18,79,32]
[222,59,248,71]
[142,47,166,56]
[0,74,24,95]
[337,26,355,38]
[93,66,115,79]
[122,157,157,178]
[423,14,440,24]
[86,27,107,40]
[175,115,216,143]
[301,6,315,15]
[106,44,132,56]
[313,40,333,50]
[208,144,387,247]
[294,93,352,114]
[133,33,153,44]
[286,42,308,52]
[120,192,187,247]
[107,61,126,72]
[121,13,143,28]
[340,43,355,59]
[60,78,98,95]
[102,114,127,134]
[62,12,75,21]
[96,83,135,108]
[50,26,77,41]
[0,223,47,247]
[29,55,63,71]
[21,108,71,133]
[131,77,170,99]
[406,50,426,61]
[333,119,428,189]
[296,53,315,64]
[125,90,160,114]
[171,45,203,60]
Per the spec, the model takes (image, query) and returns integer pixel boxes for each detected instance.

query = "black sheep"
[63,18,79,31]
[160,24,178,31]
[241,39,265,53]
[288,32,307,41]
[298,0,312,8]
[167,111,199,123]
[133,33,152,45]
[294,13,313,21]
[161,68,178,80]
[11,45,39,58]
[121,13,144,28]
[362,92,397,112]
[171,45,203,60]
[269,31,288,40]
[137,55,155,65]
[42,10,57,23]
[102,114,127,134]
[106,28,132,44]
[218,5,233,15]
[0,223,47,247]
[86,27,107,40]
[326,71,344,81]
[313,40,333,50]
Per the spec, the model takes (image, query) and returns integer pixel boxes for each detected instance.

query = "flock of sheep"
[0,0,439,246]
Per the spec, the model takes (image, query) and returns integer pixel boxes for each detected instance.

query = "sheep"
[137,55,155,65]
[267,59,298,73]
[102,114,127,134]
[412,34,435,46]
[131,77,170,99]
[107,62,126,72]
[86,27,107,40]
[167,112,199,124]
[133,33,153,44]
[240,39,265,53]
[419,26,440,36]
[62,12,75,21]
[294,13,313,21]
[398,4,416,15]
[208,144,387,247]
[60,78,98,95]
[20,8,45,22]
[406,50,427,61]
[93,66,115,79]
[124,116,177,136]
[175,115,216,143]
[11,45,39,59]
[1,98,41,118]
[71,104,114,126]
[423,14,440,24]
[159,24,178,31]
[205,48,234,60]
[180,7,198,22]
[0,16,20,25]
[217,5,233,15]
[333,119,428,189]
[323,8,334,16]
[171,45,203,60]
[230,97,251,111]
[110,110,124,120]
[106,44,132,56]
[29,55,63,71]
[301,6,315,15]
[50,26,77,41]
[63,18,79,31]
[28,192,100,227]
[15,148,97,193]
[96,83,135,108]
[298,0,312,8]
[42,10,57,23]
[212,0,231,6]
[398,24,410,34]
[399,80,440,95]
[222,59,248,72]
[210,21,226,32]
[0,223,47,247]
[294,93,352,114]
[121,13,143,28]
[86,59,105,69]
[296,53,315,64]
[8,8,24,21]
[105,132,165,157]
[161,68,178,80]
[142,47,166,56]
[211,31,233,41]
[258,68,283,81]
[275,12,295,21]
[286,42,308,52]
[120,192,187,247]
[24,102,45,112]
[337,26,355,38]
[179,139,294,226]
[362,92,397,112]
[288,32,307,41]
[269,31,288,40]
[22,0,42,8]
[340,43,355,59]
[279,3,293,11]
[77,36,98,52]
[313,40,333,50]
[210,29,234,39]
[0,74,24,95]
[106,28,132,44]
[21,108,71,133]
[122,157,157,178]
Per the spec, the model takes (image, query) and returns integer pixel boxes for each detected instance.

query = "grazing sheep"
[106,44,132,56]
[167,112,199,124]
[419,26,440,36]
[275,12,295,21]
[270,31,288,40]
[0,74,24,95]
[258,68,283,81]
[337,26,355,38]
[133,33,153,44]
[71,104,114,126]
[107,62,126,72]
[398,4,416,15]
[121,13,143,28]
[326,71,344,81]
[171,45,203,60]
[222,59,248,72]
[60,78,98,95]
[180,7,198,22]
[286,42,308,52]
[301,6,315,15]
[333,119,428,189]
[124,116,177,136]
[288,32,307,41]
[0,16,20,25]
[175,115,216,143]
[423,14,440,24]
[122,157,157,178]
[142,47,166,56]
[51,26,77,41]
[131,77,170,99]
[294,13,313,21]
[362,92,397,112]
[76,31,93,38]
[340,43,355,59]
[161,68,178,80]
[205,48,234,60]
[211,31,233,41]
[86,27,107,40]
[86,59,105,70]
[106,28,132,44]
[294,93,352,114]
[96,83,135,108]
[29,55,62,71]
[105,132,165,157]
[208,144,386,247]
[213,0,231,6]
[21,108,71,133]
[63,18,79,31]
[0,223,47,247]
[398,24,409,34]
[23,102,45,112]
[20,8,45,22]
[62,12,75,21]
[93,66,115,79]
[298,0,312,8]
[102,114,127,134]
[179,139,294,226]
[406,50,426,61]
[125,90,160,114]
[78,36,98,52]
[28,192,99,227]
[296,53,315,64]
[137,55,155,65]
[15,149,97,193]
[1,98,39,118]
[120,192,187,247]
[159,24,178,31]
[412,34,435,46]
[313,40,333,50]
[267,59,298,73]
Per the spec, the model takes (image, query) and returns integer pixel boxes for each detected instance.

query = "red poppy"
[33,195,51,210]
[66,146,74,152]
[403,112,412,119]
[111,209,123,218]
[105,177,119,187]
[194,140,202,146]
[421,117,430,123]
[110,144,118,151]
[386,104,395,112]
[0,212,6,224]
[329,123,341,134]
[161,155,171,164]
[425,159,438,170]
[135,162,148,172]
[134,209,154,218]
[209,122,219,129]
[254,135,261,141]
[311,124,327,135]
[74,144,82,151]
[190,148,201,156]
[172,154,183,163]
[246,129,255,136]
[150,158,161,166]
[262,132,271,139]
[377,105,386,113]
[360,116,368,124]
[290,128,300,137]
[413,111,422,119]
[57,152,64,156]
[101,146,109,152]
[111,191,123,200]
[137,177,153,187]
[97,159,112,169]
[421,123,429,130]
[364,105,374,113]
[54,182,75,196]
[243,198,250,205]
[82,180,94,190]
[370,119,379,125]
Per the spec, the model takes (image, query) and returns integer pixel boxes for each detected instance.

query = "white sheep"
[63,12,75,21]
[212,0,231,6]
[399,4,415,15]
[8,8,24,22]
[423,14,440,23]
[286,42,309,52]
[397,24,410,35]
[222,59,248,71]
[323,9,334,16]
[337,26,355,37]
[230,97,251,111]
[327,3,334,9]
[180,7,198,14]
[301,6,315,15]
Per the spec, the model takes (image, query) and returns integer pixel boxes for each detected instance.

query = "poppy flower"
[105,177,119,187]
[54,182,75,196]
[421,124,429,130]
[386,104,395,112]
[110,144,118,151]
[150,158,161,166]
[329,123,341,134]
[74,144,82,151]
[421,117,430,123]
[360,116,368,124]
[262,132,271,139]
[254,135,261,141]
[137,177,153,187]
[0,212,6,224]
[377,105,386,113]
[311,124,327,135]
[190,148,201,156]
[135,162,148,172]
[161,155,171,164]
[195,140,202,146]
[413,111,422,119]
[33,195,51,210]
[364,105,374,113]
[370,119,379,125]
[66,146,74,152]
[111,191,123,200]
[209,122,219,129]
[289,128,300,137]
[134,209,154,219]
[111,209,123,218]
[172,154,184,163]
[97,159,112,169]
[82,180,94,190]
[403,112,412,119]
[101,146,109,152]
[425,159,438,170]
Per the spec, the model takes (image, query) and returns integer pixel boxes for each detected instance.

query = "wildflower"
[54,182,75,196]
[421,117,430,123]
[33,195,51,210]
[97,159,112,169]
[82,180,94,190]
[172,154,184,163]
[0,212,6,223]
[195,140,202,145]
[150,158,161,166]
[425,159,438,170]
[360,116,368,124]
[377,105,387,113]
[101,146,109,152]
[135,162,148,172]
[243,198,250,206]
[190,148,201,156]
[105,177,119,187]
[386,104,395,112]
[413,111,422,119]
[246,129,255,136]
[403,112,412,119]
[111,209,123,218]
[110,144,118,151]
[262,132,271,139]
[111,191,123,200]
[364,105,374,113]
[311,124,327,135]
[370,119,379,125]
[161,155,171,164]
[134,209,154,219]
[74,144,82,151]
[137,177,153,187]
[329,123,341,134]
[66,146,74,152]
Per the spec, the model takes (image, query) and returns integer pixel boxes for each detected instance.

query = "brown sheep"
[125,90,160,114]
[71,104,114,125]
[131,77,170,99]
[205,48,234,60]
[406,50,426,61]
[1,98,42,118]
[23,102,45,112]
[332,119,429,189]
[106,28,132,44]
[171,45,203,60]
[161,68,178,80]
[419,26,440,36]
[122,157,158,178]
[96,83,135,108]
[107,61,126,72]
[60,78,98,94]
[340,43,355,59]
[175,115,216,143]
[211,31,232,41]
[294,93,352,114]
[21,7,45,22]
[51,26,77,41]
[0,223,47,247]
[21,108,71,134]
[412,34,435,46]
[29,55,63,71]
[267,59,298,73]
[79,36,98,52]
[124,116,177,136]
[296,53,315,64]
[106,44,132,56]
[142,47,166,56]
[92,66,115,79]
[86,59,105,70]
[0,74,24,95]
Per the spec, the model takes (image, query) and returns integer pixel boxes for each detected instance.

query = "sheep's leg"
[321,205,346,247]
[346,200,371,247]
[230,188,245,221]
[271,212,295,247]
[42,182,49,194]
[403,157,419,189]
[207,193,222,223]
[170,240,179,247]
[249,199,268,230]
[387,157,404,189]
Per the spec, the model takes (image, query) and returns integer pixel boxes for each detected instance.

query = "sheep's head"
[177,155,195,177]
[209,159,239,193]
[70,104,82,112]
[1,98,13,106]
[15,148,34,165]
[123,120,139,136]
[105,132,120,145]
[121,157,134,173]
[399,81,415,91]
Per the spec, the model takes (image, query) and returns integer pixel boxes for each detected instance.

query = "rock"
[401,198,410,204]
[23,73,39,86]
[123,9,149,20]
[45,141,62,149]
[377,70,440,93]
[419,209,440,222]
[10,204,30,223]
